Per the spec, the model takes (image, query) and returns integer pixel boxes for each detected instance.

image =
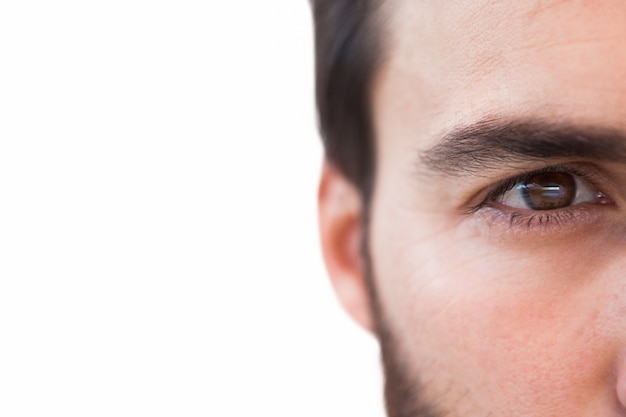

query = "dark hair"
[311,0,385,203]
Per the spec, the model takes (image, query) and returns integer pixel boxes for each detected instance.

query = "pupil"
[520,172,576,210]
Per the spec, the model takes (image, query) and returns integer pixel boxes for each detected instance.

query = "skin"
[319,1,626,416]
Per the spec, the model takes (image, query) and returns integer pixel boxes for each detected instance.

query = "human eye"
[470,164,614,232]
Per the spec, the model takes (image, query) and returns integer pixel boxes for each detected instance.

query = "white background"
[0,1,383,416]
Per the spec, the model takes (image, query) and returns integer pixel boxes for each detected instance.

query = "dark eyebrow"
[419,118,626,176]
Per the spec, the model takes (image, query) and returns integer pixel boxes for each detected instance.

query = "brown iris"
[520,172,576,210]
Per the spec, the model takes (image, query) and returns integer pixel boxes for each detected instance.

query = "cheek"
[371,217,625,415]
[452,284,616,415]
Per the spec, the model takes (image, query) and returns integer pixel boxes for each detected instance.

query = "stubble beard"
[363,232,444,417]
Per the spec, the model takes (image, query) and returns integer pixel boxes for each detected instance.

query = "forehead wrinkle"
[510,34,626,54]
[384,1,553,92]
[525,0,574,20]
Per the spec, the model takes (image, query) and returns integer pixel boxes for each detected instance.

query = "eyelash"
[468,164,612,232]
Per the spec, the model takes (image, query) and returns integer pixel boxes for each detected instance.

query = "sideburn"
[360,196,444,417]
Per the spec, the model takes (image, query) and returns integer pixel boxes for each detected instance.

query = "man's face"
[364,0,626,416]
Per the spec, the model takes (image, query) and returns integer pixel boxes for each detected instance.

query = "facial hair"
[363,234,445,417]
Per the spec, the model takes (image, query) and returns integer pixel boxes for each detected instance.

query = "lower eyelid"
[476,204,601,234]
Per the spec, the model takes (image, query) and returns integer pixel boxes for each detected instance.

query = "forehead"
[374,0,626,149]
